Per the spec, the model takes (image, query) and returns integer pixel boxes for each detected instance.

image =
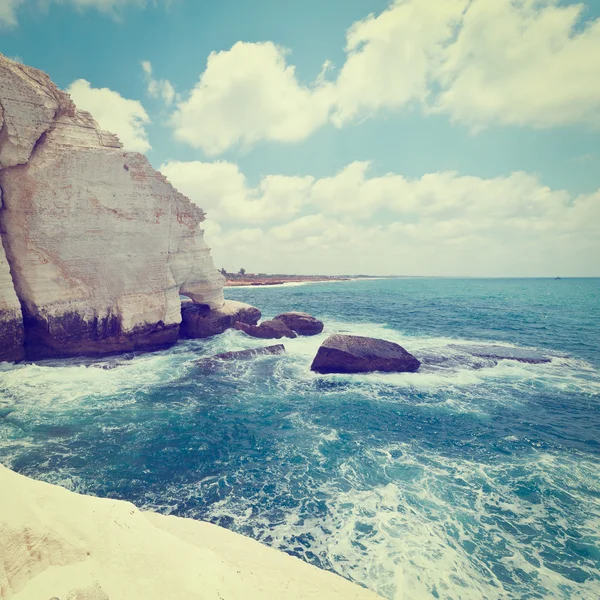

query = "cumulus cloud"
[170,41,335,155]
[160,159,314,223]
[433,0,600,129]
[170,0,600,153]
[332,0,465,125]
[161,160,600,276]
[142,60,176,105]
[67,79,151,152]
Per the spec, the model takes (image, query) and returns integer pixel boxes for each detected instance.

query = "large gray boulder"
[180,300,260,339]
[273,312,324,336]
[311,334,421,374]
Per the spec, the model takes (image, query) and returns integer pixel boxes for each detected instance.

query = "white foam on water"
[257,318,600,413]
[1,316,599,600]
[2,316,596,413]
[196,427,600,600]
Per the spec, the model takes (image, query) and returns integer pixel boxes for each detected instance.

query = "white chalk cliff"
[0,53,225,360]
[0,466,383,600]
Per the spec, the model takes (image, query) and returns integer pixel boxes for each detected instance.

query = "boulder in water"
[234,319,297,340]
[273,312,324,336]
[180,300,260,339]
[311,334,421,374]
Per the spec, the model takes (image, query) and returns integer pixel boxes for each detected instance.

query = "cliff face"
[0,54,224,359]
[0,237,23,362]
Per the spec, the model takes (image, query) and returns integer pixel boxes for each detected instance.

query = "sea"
[1,278,599,600]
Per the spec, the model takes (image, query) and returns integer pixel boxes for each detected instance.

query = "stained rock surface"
[0,53,224,359]
[235,319,297,339]
[0,239,23,362]
[180,300,261,339]
[273,312,324,336]
[311,334,421,374]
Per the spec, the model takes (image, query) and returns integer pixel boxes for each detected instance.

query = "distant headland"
[220,269,383,287]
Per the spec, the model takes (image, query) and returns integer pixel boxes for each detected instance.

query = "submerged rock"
[449,344,551,364]
[180,300,260,339]
[234,319,297,340]
[416,352,497,370]
[198,344,285,365]
[0,53,224,359]
[273,312,324,336]
[311,334,421,374]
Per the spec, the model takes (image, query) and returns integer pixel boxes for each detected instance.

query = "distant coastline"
[223,273,380,287]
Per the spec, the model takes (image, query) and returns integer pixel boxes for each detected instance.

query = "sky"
[1,0,599,276]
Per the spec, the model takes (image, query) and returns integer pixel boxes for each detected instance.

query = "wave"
[1,315,599,600]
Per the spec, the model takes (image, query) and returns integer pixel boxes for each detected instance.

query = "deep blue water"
[1,278,599,599]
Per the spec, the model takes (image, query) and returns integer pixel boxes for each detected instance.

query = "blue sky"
[1,0,599,276]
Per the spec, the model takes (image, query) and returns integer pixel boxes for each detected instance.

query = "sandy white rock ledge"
[0,465,383,600]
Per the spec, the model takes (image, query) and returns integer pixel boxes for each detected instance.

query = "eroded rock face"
[0,53,225,359]
[273,312,324,336]
[234,319,297,340]
[180,300,261,339]
[0,238,23,362]
[311,334,421,374]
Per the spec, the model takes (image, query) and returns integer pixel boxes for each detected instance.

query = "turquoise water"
[1,278,599,599]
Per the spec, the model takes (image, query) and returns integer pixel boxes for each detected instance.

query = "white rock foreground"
[0,52,225,360]
[0,466,382,600]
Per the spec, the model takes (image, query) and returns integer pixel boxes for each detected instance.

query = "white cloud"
[0,0,170,27]
[67,79,151,153]
[169,0,600,154]
[0,0,23,27]
[142,60,176,105]
[433,0,600,129]
[161,159,600,277]
[170,41,335,155]
[338,0,600,130]
[332,0,466,125]
[160,159,313,223]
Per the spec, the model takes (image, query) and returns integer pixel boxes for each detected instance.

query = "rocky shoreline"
[224,275,353,287]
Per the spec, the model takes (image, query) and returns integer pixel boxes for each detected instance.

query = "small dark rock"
[311,334,421,374]
[234,319,297,339]
[273,312,324,336]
